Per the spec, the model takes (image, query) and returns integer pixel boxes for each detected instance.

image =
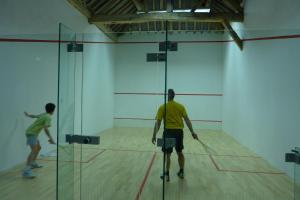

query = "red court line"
[185,152,260,158]
[86,149,106,162]
[243,34,300,42]
[37,158,84,163]
[114,117,222,123]
[1,34,300,44]
[191,119,222,123]
[37,149,106,163]
[81,148,259,158]
[76,147,259,158]
[185,152,208,156]
[114,117,154,121]
[114,92,223,96]
[218,169,284,175]
[0,38,59,43]
[209,155,285,175]
[135,152,157,200]
[105,148,153,153]
[209,154,221,171]
[213,154,261,158]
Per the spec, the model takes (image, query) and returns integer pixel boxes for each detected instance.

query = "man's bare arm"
[152,120,161,144]
[184,116,198,140]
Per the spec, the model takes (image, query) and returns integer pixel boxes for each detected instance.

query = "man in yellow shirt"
[152,89,198,181]
[22,103,56,178]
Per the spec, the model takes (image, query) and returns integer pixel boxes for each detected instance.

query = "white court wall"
[222,0,300,177]
[114,33,224,129]
[0,0,114,171]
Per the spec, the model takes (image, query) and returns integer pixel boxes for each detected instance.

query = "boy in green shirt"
[22,103,56,178]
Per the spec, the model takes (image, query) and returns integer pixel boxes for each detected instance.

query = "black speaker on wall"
[146,53,166,62]
[159,41,177,51]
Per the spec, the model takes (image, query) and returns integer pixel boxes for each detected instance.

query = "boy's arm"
[152,120,161,144]
[44,127,55,144]
[24,111,39,118]
[183,116,198,140]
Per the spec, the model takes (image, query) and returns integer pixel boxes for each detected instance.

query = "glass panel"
[164,24,225,200]
[295,147,300,200]
[57,23,77,200]
[78,29,166,199]
[165,24,297,200]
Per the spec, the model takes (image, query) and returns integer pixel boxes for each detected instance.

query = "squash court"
[0,128,294,200]
[1,0,300,200]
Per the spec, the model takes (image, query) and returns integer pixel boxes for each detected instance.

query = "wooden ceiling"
[67,0,244,49]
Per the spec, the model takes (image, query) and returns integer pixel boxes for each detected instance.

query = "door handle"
[285,147,300,164]
[66,134,100,145]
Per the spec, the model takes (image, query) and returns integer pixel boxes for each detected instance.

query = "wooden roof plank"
[131,0,144,11]
[89,12,244,24]
[66,0,117,41]
[222,19,243,50]
[222,0,243,13]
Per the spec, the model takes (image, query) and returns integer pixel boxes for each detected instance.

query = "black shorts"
[162,129,184,153]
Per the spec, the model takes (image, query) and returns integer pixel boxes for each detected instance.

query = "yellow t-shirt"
[26,113,51,136]
[155,100,187,129]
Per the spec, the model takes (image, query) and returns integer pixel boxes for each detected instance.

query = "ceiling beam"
[166,0,173,12]
[222,19,243,50]
[66,0,117,41]
[131,0,144,11]
[94,23,118,41]
[67,0,91,18]
[222,0,243,13]
[89,12,244,24]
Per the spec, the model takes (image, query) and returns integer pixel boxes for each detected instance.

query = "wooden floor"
[0,128,295,200]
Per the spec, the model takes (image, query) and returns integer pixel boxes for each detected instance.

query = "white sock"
[24,165,31,171]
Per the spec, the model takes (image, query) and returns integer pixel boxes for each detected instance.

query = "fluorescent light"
[148,10,168,14]
[136,11,146,14]
[173,9,191,13]
[195,8,211,13]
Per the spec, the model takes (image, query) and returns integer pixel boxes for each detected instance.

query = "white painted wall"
[0,0,114,171]
[82,34,115,135]
[222,0,300,177]
[114,32,224,129]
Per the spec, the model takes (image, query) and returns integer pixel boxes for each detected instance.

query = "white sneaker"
[22,169,36,179]
[31,163,43,169]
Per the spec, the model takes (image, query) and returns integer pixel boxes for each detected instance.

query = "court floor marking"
[37,149,106,164]
[38,148,284,175]
[75,146,262,158]
[209,155,285,175]
[135,152,157,200]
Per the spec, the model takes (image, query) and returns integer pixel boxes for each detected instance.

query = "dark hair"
[168,89,175,100]
[45,103,56,113]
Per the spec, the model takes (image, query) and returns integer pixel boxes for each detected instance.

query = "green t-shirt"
[26,113,51,136]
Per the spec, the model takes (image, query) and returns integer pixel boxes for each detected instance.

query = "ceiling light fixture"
[194,8,211,13]
[148,10,168,14]
[173,9,192,13]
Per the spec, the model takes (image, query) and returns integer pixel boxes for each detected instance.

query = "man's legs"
[177,151,185,178]
[161,151,171,181]
[175,131,184,179]
[177,151,185,170]
[166,153,171,172]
